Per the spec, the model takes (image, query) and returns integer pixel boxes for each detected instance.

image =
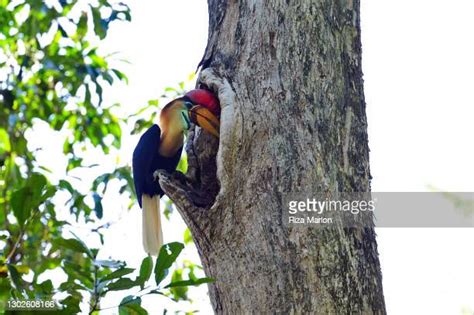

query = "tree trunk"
[159,0,386,313]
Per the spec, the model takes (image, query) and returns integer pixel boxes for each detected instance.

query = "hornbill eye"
[184,101,193,109]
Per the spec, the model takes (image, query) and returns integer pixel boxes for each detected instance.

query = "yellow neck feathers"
[158,101,186,157]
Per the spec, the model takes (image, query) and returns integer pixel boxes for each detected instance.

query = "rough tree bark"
[159,0,386,313]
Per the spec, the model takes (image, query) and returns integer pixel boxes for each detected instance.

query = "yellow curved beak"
[189,105,220,138]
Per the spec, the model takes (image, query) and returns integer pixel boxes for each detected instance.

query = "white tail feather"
[142,195,163,256]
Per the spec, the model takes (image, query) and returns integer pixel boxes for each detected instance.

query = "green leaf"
[59,179,74,194]
[11,173,48,226]
[91,6,107,39]
[120,295,140,305]
[77,12,88,38]
[119,296,147,315]
[55,238,92,257]
[107,278,139,291]
[0,128,11,154]
[42,186,57,200]
[96,83,104,105]
[119,295,142,306]
[168,268,187,300]
[112,69,128,84]
[138,256,153,287]
[62,261,94,290]
[187,72,196,82]
[0,278,12,301]
[61,295,82,314]
[176,155,188,173]
[101,267,134,282]
[94,259,124,268]
[63,139,72,154]
[164,277,214,288]
[11,188,31,227]
[92,172,112,193]
[183,228,193,245]
[92,193,103,219]
[147,99,159,107]
[36,279,54,295]
[7,265,23,292]
[67,156,83,171]
[154,242,184,286]
[108,122,122,148]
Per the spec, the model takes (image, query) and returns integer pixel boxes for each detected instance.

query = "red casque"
[185,89,220,116]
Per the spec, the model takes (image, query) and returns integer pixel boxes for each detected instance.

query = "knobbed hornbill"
[132,89,220,255]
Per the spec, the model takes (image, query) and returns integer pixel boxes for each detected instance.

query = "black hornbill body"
[132,89,220,255]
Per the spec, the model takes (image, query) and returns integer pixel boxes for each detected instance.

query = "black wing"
[132,125,161,208]
[132,124,183,207]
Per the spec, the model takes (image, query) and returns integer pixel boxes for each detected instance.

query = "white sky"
[31,0,474,314]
